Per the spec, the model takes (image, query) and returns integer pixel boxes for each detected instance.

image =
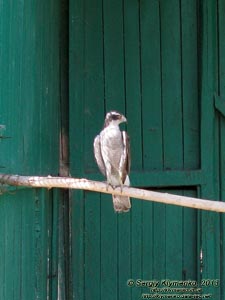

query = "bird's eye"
[111,113,120,120]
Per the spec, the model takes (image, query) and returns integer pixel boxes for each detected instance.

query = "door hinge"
[214,94,225,117]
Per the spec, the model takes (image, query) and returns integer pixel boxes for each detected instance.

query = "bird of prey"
[93,111,131,212]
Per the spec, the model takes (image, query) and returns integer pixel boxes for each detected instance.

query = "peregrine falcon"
[93,111,131,212]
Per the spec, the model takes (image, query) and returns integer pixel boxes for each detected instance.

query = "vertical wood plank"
[0,0,24,174]
[131,204,142,300]
[181,0,199,283]
[140,0,163,171]
[70,191,85,300]
[181,0,200,170]
[118,213,131,300]
[153,202,166,279]
[69,0,85,175]
[165,191,183,279]
[200,1,220,299]
[85,192,101,300]
[160,0,183,170]
[5,195,20,300]
[70,0,85,299]
[84,0,104,173]
[142,199,153,280]
[103,0,125,111]
[183,190,197,279]
[39,0,60,175]
[124,0,142,171]
[82,1,103,299]
[100,196,118,300]
[21,1,40,173]
[0,199,5,300]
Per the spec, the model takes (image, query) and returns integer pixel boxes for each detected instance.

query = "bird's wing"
[119,131,130,183]
[93,134,106,176]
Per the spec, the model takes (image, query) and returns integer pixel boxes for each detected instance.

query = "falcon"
[93,111,131,212]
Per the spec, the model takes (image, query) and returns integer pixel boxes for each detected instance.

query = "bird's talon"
[106,182,115,191]
[113,184,123,192]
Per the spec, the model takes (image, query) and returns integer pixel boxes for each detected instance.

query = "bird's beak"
[121,115,127,123]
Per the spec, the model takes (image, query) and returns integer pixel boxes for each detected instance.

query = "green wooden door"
[69,0,219,299]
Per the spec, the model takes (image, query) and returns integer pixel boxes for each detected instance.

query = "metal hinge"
[214,95,225,117]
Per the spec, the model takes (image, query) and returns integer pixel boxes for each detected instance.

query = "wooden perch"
[0,174,224,213]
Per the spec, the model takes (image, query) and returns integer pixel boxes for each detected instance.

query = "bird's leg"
[106,181,117,190]
[105,166,115,191]
[114,177,123,193]
[106,181,114,191]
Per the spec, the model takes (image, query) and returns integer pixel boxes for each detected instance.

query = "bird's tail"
[112,176,131,213]
[113,195,131,212]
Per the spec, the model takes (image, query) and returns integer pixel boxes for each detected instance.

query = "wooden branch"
[0,174,224,213]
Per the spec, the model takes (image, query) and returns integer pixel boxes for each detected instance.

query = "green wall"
[0,0,225,299]
[0,1,61,299]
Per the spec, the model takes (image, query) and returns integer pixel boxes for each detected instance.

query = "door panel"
[69,0,209,299]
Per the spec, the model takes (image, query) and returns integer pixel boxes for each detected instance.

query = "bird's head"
[104,111,127,127]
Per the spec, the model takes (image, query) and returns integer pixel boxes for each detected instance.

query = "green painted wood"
[69,0,85,298]
[142,200,153,280]
[141,0,163,171]
[218,0,225,298]
[102,2,127,300]
[88,169,206,187]
[183,190,197,279]
[153,202,166,279]
[166,193,183,279]
[103,0,125,112]
[181,0,199,283]
[130,202,143,300]
[51,190,60,300]
[181,0,200,170]
[0,2,60,175]
[200,1,220,299]
[85,192,101,300]
[215,95,225,118]
[161,0,183,170]
[100,194,118,300]
[118,213,131,300]
[83,0,104,173]
[81,2,103,297]
[124,0,142,171]
[0,0,62,298]
[0,189,55,299]
[69,0,85,176]
[70,190,85,300]
[68,1,220,299]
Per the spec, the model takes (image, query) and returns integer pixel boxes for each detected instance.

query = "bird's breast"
[100,126,123,168]
[101,126,122,149]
